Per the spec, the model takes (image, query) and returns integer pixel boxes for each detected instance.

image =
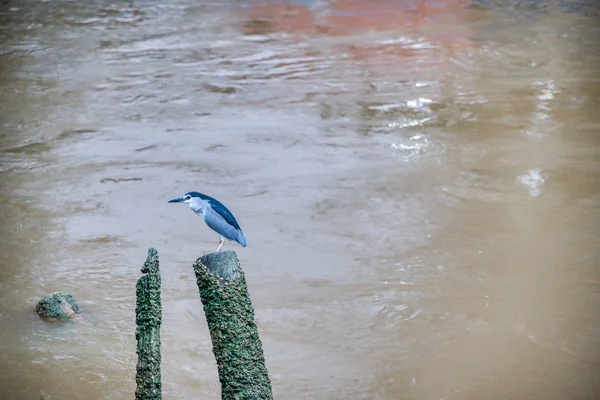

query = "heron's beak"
[168,196,184,203]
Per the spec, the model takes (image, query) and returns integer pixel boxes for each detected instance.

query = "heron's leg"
[216,236,224,252]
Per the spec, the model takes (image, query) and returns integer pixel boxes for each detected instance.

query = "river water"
[1,1,599,399]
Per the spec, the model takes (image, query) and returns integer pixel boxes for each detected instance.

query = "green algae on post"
[135,248,162,400]
[193,250,273,400]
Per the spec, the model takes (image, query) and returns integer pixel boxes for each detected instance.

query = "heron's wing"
[203,207,246,245]
[207,198,242,230]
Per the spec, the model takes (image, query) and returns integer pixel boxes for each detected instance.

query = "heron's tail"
[237,230,247,247]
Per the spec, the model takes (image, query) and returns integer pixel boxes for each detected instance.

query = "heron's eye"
[185,195,191,200]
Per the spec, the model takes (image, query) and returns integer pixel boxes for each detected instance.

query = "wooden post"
[193,250,272,400]
[135,248,162,400]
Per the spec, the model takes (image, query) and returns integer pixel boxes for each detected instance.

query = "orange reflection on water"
[239,0,475,66]
[242,0,475,49]
[240,0,475,79]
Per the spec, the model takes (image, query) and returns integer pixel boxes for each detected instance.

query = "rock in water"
[36,292,81,319]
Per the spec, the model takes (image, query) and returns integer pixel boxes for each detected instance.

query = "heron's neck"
[188,198,208,214]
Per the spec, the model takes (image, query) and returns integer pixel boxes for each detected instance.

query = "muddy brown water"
[1,1,599,399]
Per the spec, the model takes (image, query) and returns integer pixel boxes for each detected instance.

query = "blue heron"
[168,191,247,252]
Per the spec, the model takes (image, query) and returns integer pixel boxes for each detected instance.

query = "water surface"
[1,1,599,399]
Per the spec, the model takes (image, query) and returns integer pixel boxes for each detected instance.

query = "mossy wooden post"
[135,248,162,400]
[193,250,272,400]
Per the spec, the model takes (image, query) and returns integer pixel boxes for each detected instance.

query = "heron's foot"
[216,236,224,252]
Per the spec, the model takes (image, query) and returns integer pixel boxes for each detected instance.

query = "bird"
[168,191,247,252]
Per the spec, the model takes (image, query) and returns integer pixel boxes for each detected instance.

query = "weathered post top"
[199,250,239,280]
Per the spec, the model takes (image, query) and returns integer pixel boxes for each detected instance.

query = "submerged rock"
[36,291,81,320]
